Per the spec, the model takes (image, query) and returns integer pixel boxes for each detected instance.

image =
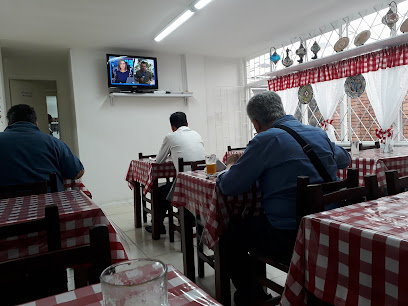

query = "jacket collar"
[5,121,40,131]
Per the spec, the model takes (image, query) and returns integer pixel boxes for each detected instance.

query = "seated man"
[145,111,205,234]
[0,104,84,191]
[134,61,154,84]
[216,91,350,305]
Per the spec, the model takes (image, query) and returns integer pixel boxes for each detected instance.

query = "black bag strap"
[275,124,333,182]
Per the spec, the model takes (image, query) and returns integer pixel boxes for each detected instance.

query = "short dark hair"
[169,112,187,129]
[7,104,37,125]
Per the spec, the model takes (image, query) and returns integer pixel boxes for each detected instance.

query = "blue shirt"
[217,115,351,230]
[0,122,84,191]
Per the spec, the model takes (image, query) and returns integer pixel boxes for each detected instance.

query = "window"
[246,0,408,144]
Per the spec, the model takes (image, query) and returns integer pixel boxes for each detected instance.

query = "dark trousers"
[224,215,297,295]
[158,181,173,225]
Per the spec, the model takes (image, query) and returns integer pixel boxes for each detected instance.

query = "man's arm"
[331,142,351,169]
[155,135,171,164]
[217,138,265,196]
[58,141,84,180]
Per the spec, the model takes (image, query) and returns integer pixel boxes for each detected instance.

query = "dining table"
[337,146,408,187]
[125,158,176,239]
[20,264,221,306]
[63,178,92,198]
[0,190,127,264]
[281,190,408,305]
[171,170,263,306]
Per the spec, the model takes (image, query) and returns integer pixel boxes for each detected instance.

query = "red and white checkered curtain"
[268,43,408,91]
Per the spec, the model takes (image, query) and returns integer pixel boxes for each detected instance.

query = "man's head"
[7,104,37,125]
[140,61,147,72]
[169,112,188,131]
[247,91,286,133]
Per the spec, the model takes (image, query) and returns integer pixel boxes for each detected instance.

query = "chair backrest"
[385,170,408,195]
[296,168,379,227]
[139,152,156,159]
[227,145,246,151]
[0,173,59,199]
[178,157,206,172]
[0,203,61,251]
[1,224,112,305]
[359,141,380,150]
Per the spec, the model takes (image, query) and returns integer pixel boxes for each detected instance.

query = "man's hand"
[226,154,240,169]
[75,169,85,179]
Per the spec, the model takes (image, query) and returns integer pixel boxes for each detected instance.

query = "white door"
[9,79,48,133]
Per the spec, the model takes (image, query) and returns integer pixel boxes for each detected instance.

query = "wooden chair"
[1,224,111,305]
[251,169,380,305]
[139,153,160,224]
[176,158,211,278]
[385,169,408,195]
[0,173,58,199]
[359,141,380,150]
[169,158,206,243]
[227,145,246,151]
[0,203,61,251]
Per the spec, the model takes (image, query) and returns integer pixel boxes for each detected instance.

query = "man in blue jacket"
[0,104,84,191]
[217,91,350,305]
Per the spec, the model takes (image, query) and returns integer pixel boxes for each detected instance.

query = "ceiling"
[0,0,391,58]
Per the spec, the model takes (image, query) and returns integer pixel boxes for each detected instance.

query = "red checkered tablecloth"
[337,147,408,187]
[281,191,408,305]
[125,159,176,195]
[222,150,245,164]
[20,264,221,306]
[172,170,262,248]
[63,179,92,198]
[0,190,127,264]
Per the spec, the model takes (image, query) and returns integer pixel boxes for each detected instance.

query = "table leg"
[180,207,196,282]
[215,235,231,306]
[151,179,161,240]
[134,182,142,228]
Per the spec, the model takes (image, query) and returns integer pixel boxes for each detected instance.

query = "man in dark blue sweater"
[0,104,84,191]
[217,91,350,305]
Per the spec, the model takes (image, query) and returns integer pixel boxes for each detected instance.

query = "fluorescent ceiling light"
[154,10,194,42]
[194,0,213,10]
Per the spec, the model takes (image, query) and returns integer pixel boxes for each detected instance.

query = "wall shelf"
[108,92,193,104]
[251,34,408,85]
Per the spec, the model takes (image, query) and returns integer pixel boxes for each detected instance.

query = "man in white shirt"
[145,112,206,234]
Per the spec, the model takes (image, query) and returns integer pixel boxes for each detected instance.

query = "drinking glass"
[100,259,168,306]
[205,154,217,178]
[351,141,359,156]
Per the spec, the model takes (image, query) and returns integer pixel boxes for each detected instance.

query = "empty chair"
[0,203,61,251]
[0,173,58,199]
[359,141,380,150]
[169,158,205,243]
[386,169,408,195]
[138,152,160,224]
[227,145,246,151]
[251,168,379,304]
[1,224,111,305]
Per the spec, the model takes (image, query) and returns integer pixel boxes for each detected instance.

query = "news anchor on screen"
[113,59,130,83]
[134,61,154,84]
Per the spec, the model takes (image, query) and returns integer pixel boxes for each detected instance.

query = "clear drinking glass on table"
[100,258,168,306]
[351,141,359,156]
[205,154,217,179]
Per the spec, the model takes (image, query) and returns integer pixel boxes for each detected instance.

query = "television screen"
[106,54,158,92]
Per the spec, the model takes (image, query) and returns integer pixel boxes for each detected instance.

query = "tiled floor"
[101,201,288,304]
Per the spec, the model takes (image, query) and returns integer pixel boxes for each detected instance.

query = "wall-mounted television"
[106,54,158,92]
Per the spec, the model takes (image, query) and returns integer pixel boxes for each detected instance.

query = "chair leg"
[141,185,147,223]
[169,207,175,242]
[196,215,205,278]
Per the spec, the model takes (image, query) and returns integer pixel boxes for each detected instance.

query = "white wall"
[69,49,244,206]
[1,52,79,154]
[0,47,6,130]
